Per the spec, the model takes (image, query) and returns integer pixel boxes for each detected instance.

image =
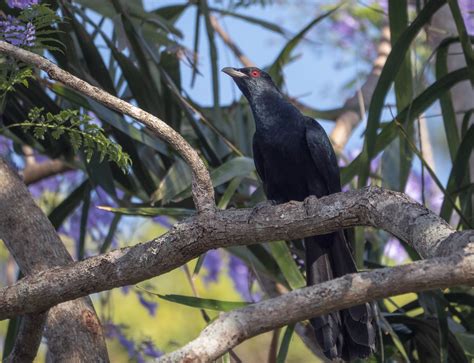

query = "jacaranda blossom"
[7,0,39,9]
[460,0,474,34]
[0,15,36,47]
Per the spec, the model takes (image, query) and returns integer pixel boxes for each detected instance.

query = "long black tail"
[305,231,375,361]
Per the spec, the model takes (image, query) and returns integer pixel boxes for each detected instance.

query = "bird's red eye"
[250,70,261,78]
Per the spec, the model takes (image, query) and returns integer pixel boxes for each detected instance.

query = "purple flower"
[7,0,39,9]
[153,215,173,228]
[228,255,253,301]
[383,237,408,264]
[0,15,36,47]
[137,292,158,317]
[57,184,122,255]
[106,323,161,362]
[331,13,360,39]
[202,250,222,284]
[460,0,474,34]
[142,341,162,358]
[106,324,137,359]
[0,136,13,159]
[404,171,442,213]
[28,169,81,198]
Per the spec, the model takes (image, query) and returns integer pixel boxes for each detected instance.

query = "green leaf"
[379,314,411,363]
[419,291,450,363]
[140,291,250,311]
[439,125,474,224]
[190,7,201,87]
[159,68,222,165]
[461,109,473,137]
[192,253,206,277]
[97,205,194,219]
[2,317,21,360]
[388,0,414,191]
[158,157,256,204]
[360,0,447,186]
[436,37,462,160]
[200,0,222,122]
[62,5,116,94]
[454,333,474,357]
[99,213,122,254]
[268,5,340,87]
[386,314,468,363]
[276,324,295,363]
[344,66,470,185]
[151,159,192,205]
[217,177,244,209]
[49,181,91,229]
[77,186,91,261]
[226,245,285,284]
[447,0,474,87]
[395,120,471,227]
[266,241,305,290]
[208,7,287,35]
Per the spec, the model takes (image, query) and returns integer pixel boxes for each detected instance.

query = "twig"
[0,41,215,212]
[210,15,256,68]
[22,159,72,185]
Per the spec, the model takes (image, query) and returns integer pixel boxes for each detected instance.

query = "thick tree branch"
[0,187,471,320]
[0,41,215,212]
[0,158,109,362]
[4,313,46,363]
[158,247,473,362]
[22,158,72,185]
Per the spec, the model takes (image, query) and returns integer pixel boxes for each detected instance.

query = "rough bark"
[0,41,215,212]
[4,313,46,363]
[0,186,472,320]
[0,158,109,362]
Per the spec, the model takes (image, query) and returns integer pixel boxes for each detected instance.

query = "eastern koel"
[223,66,375,361]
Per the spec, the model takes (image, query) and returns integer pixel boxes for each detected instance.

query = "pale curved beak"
[222,67,246,78]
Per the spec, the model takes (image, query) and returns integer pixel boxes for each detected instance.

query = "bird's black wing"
[252,136,266,184]
[304,117,341,195]
[305,118,375,360]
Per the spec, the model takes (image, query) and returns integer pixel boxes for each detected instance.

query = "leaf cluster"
[8,107,131,173]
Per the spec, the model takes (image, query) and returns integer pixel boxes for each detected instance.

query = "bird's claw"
[303,195,319,216]
[247,200,277,223]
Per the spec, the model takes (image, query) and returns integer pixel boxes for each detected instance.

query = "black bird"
[223,66,375,361]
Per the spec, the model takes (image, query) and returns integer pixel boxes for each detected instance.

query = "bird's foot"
[247,200,277,223]
[303,195,319,216]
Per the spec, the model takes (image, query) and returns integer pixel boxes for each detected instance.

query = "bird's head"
[222,67,280,100]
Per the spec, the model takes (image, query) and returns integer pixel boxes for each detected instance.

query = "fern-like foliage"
[0,63,33,95]
[7,107,132,173]
[18,3,64,52]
